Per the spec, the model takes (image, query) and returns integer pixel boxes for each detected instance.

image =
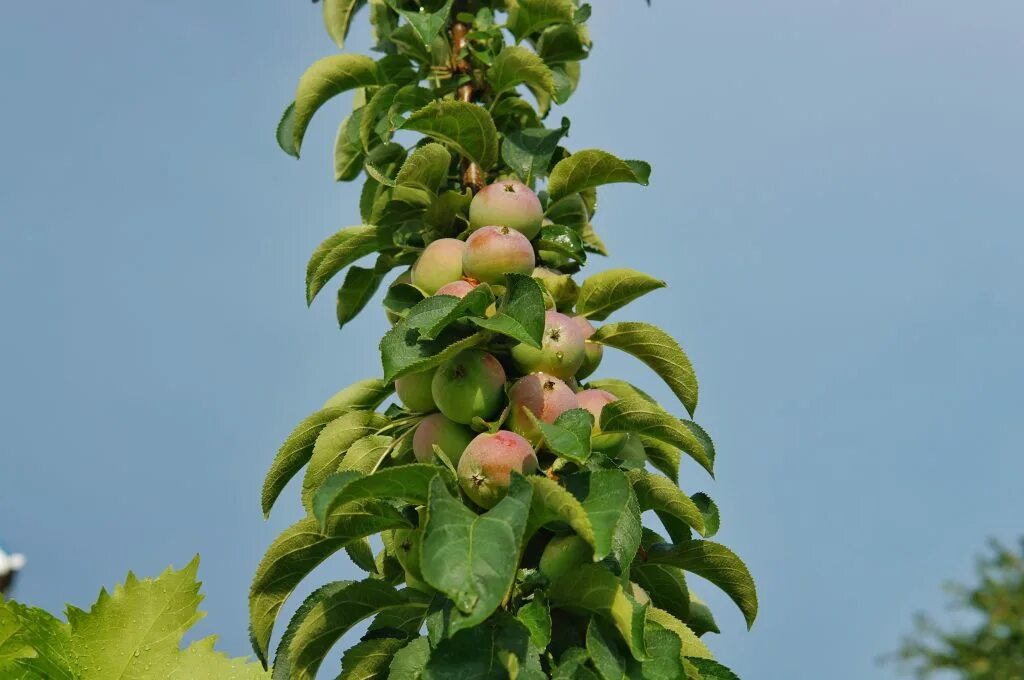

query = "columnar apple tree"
[252,2,758,678]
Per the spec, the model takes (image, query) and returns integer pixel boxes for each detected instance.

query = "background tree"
[252,1,757,678]
[888,539,1024,679]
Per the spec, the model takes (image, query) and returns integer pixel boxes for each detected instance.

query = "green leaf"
[686,592,721,637]
[544,193,590,231]
[360,84,399,150]
[488,46,555,96]
[517,594,551,648]
[382,282,426,320]
[641,437,682,483]
[547,149,651,203]
[586,378,658,405]
[600,398,712,476]
[537,23,590,63]
[645,541,758,629]
[323,0,367,48]
[276,580,405,680]
[0,599,75,679]
[420,475,533,634]
[249,502,411,664]
[323,378,393,410]
[338,637,407,680]
[551,564,648,660]
[564,469,637,564]
[403,100,499,169]
[627,469,706,536]
[302,411,391,511]
[345,538,377,574]
[591,322,698,417]
[395,143,452,195]
[647,607,712,660]
[501,119,570,182]
[306,225,386,305]
[631,563,690,624]
[507,0,577,42]
[335,110,366,181]
[336,262,388,330]
[336,433,394,474]
[368,589,434,637]
[576,269,666,321]
[388,637,431,679]
[380,295,488,382]
[422,617,539,680]
[524,476,597,553]
[536,224,586,264]
[171,635,272,679]
[386,85,437,132]
[528,407,593,464]
[292,54,383,156]
[419,284,495,341]
[313,465,456,528]
[690,492,720,539]
[581,222,608,256]
[385,0,454,48]
[686,658,740,680]
[262,405,353,518]
[276,102,298,158]
[469,273,546,348]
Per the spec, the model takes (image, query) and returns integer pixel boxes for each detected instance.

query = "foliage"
[887,539,1024,679]
[0,557,268,679]
[257,1,757,678]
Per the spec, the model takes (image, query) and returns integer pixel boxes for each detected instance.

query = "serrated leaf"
[292,54,383,156]
[337,433,394,474]
[335,110,366,181]
[581,222,608,256]
[489,46,555,96]
[544,193,589,231]
[641,438,682,483]
[564,469,637,565]
[502,119,570,182]
[420,475,533,634]
[686,658,740,680]
[686,592,720,637]
[403,100,499,169]
[337,637,407,680]
[516,594,551,648]
[591,322,698,417]
[345,538,378,574]
[385,0,454,48]
[380,298,486,382]
[537,23,590,63]
[536,224,586,264]
[422,617,538,680]
[262,405,353,517]
[690,493,720,539]
[323,0,367,48]
[470,273,545,347]
[548,149,651,203]
[388,636,431,679]
[395,143,452,195]
[313,465,456,528]
[361,84,399,150]
[306,225,385,305]
[386,85,436,132]
[336,264,384,329]
[507,0,577,42]
[171,635,271,679]
[600,398,711,476]
[631,563,690,624]
[382,282,426,320]
[549,61,580,105]
[277,580,405,680]
[524,476,597,553]
[419,285,495,341]
[647,607,712,661]
[323,378,394,410]
[302,411,391,511]
[527,407,593,464]
[645,541,758,629]
[277,102,298,158]
[0,599,75,679]
[628,469,706,536]
[249,502,411,664]
[368,588,434,637]
[576,269,666,321]
[551,565,648,660]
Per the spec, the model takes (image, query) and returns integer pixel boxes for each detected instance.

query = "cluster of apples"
[392,181,638,510]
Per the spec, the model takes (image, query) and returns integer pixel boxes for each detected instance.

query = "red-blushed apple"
[506,373,579,444]
[411,238,465,294]
[469,181,544,239]
[463,226,535,284]
[457,430,539,508]
[434,279,477,298]
[510,310,586,379]
[412,412,475,465]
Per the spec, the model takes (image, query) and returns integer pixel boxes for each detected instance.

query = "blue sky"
[2,2,1022,677]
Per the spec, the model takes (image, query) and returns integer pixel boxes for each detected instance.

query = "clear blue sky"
[2,2,1022,678]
